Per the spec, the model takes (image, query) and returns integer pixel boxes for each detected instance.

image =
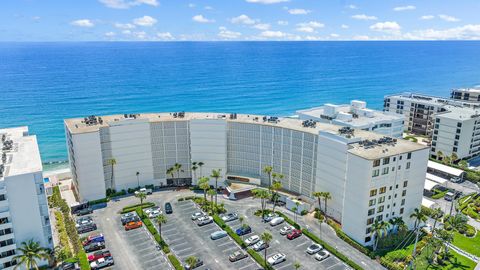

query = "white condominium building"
[431,106,480,160]
[0,127,53,269]
[65,112,428,245]
[383,93,470,136]
[297,100,404,138]
[451,87,480,103]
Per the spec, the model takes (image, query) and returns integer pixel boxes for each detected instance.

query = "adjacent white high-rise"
[451,87,480,103]
[0,127,53,269]
[65,112,428,246]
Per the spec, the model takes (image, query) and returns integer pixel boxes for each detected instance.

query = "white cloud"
[296,21,324,33]
[346,4,357,9]
[253,23,270,30]
[205,6,213,10]
[393,5,416,11]
[114,23,136,29]
[133,31,147,39]
[188,3,196,8]
[218,26,242,39]
[133,15,157,26]
[352,14,377,21]
[305,36,323,41]
[404,24,480,40]
[32,16,41,21]
[370,21,401,33]
[105,32,116,37]
[341,24,349,29]
[157,32,174,40]
[420,15,435,20]
[438,14,460,22]
[99,0,158,9]
[192,14,215,23]
[230,14,256,25]
[246,0,289,4]
[330,33,340,38]
[353,35,370,40]
[122,30,132,35]
[288,8,311,15]
[277,20,289,26]
[260,30,286,38]
[71,19,94,27]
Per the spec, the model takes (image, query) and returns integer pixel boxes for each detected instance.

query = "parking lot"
[160,199,260,270]
[224,204,351,270]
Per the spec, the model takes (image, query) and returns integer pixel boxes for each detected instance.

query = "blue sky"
[1,0,479,41]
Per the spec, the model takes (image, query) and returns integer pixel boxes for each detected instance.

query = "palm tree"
[271,180,283,213]
[389,217,405,234]
[166,167,175,184]
[430,208,443,232]
[451,152,458,162]
[449,214,468,232]
[263,165,273,188]
[322,192,332,218]
[198,177,210,206]
[410,208,427,230]
[107,158,116,189]
[13,239,49,270]
[252,189,271,220]
[185,256,198,269]
[312,191,323,214]
[207,189,216,214]
[372,220,388,251]
[260,232,272,268]
[239,216,245,227]
[135,191,147,205]
[136,171,140,188]
[156,214,167,238]
[191,162,199,184]
[458,160,468,168]
[210,169,222,207]
[198,162,204,177]
[425,235,442,262]
[294,261,301,270]
[437,229,454,255]
[293,201,300,223]
[173,163,183,186]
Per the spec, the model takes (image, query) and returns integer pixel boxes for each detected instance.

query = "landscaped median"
[275,211,364,270]
[121,203,181,270]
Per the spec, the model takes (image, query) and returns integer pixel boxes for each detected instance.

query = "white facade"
[65,112,428,246]
[297,100,404,138]
[0,127,53,269]
[451,87,480,103]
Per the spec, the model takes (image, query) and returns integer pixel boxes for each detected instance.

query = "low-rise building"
[0,127,53,269]
[296,100,404,138]
[451,87,480,103]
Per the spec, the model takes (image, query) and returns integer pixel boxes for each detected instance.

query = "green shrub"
[121,202,155,213]
[300,210,308,216]
[89,198,109,205]
[178,198,184,202]
[213,215,247,248]
[466,227,476,237]
[77,250,89,270]
[168,254,183,270]
[246,249,273,270]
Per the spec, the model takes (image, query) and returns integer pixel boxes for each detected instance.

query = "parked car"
[267,253,286,265]
[444,192,455,201]
[90,256,114,270]
[75,216,93,227]
[236,225,252,236]
[84,241,105,253]
[83,234,104,246]
[165,202,173,214]
[148,209,162,218]
[210,230,228,240]
[287,229,302,240]
[229,250,248,262]
[124,221,142,231]
[221,213,238,222]
[145,206,161,215]
[197,216,213,226]
[306,243,322,255]
[122,215,140,226]
[252,240,269,251]
[121,212,137,225]
[57,262,78,270]
[191,211,205,220]
[314,250,330,261]
[279,225,294,235]
[269,217,284,226]
[245,235,260,246]
[263,213,278,223]
[76,207,93,216]
[77,223,97,234]
[184,259,204,270]
[88,250,112,262]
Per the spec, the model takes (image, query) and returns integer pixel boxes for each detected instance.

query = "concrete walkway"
[446,243,479,263]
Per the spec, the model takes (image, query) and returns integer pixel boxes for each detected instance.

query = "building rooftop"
[452,86,480,94]
[435,105,480,121]
[296,100,403,128]
[0,126,42,179]
[65,112,426,159]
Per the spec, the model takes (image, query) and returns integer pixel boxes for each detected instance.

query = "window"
[457,122,462,128]
[0,195,5,201]
[436,118,440,123]
[403,181,408,188]
[370,189,377,197]
[0,218,8,225]
[378,196,385,203]
[366,227,372,234]
[365,236,371,243]
[367,218,374,225]
[402,190,407,197]
[376,215,383,221]
[372,169,380,177]
[378,205,384,213]
[396,184,399,189]
[400,208,404,214]
[382,167,389,175]
[383,157,390,165]
[0,239,13,247]
[398,165,401,170]
[407,153,412,159]
[379,187,386,194]
[453,147,458,152]
[455,135,460,140]
[389,186,392,190]
[373,159,381,167]
[401,199,405,206]
[368,209,375,216]
[369,199,376,206]
[456,129,461,134]
[0,229,12,236]
[405,162,411,169]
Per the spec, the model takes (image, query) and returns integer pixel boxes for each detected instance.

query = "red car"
[287,229,302,240]
[88,250,111,262]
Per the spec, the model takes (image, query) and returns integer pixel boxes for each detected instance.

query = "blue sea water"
[1,41,480,165]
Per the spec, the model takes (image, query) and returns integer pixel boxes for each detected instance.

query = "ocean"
[1,41,480,168]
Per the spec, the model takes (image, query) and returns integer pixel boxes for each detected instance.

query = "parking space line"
[295,240,310,248]
[275,262,292,270]
[174,246,192,253]
[217,241,233,248]
[222,246,238,253]
[238,262,255,270]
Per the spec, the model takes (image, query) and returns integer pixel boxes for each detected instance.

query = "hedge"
[168,254,183,270]
[89,198,109,205]
[135,208,168,249]
[213,215,247,248]
[77,250,89,270]
[276,211,364,270]
[327,219,372,257]
[121,202,155,214]
[246,249,273,270]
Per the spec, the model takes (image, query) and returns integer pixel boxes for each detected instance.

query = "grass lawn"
[452,231,480,257]
[414,249,476,270]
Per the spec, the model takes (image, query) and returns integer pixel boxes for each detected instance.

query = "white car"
[252,240,269,251]
[306,243,323,255]
[269,217,285,226]
[191,211,205,220]
[145,206,160,215]
[315,250,330,261]
[279,225,294,235]
[245,235,260,246]
[148,209,162,218]
[267,253,286,265]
